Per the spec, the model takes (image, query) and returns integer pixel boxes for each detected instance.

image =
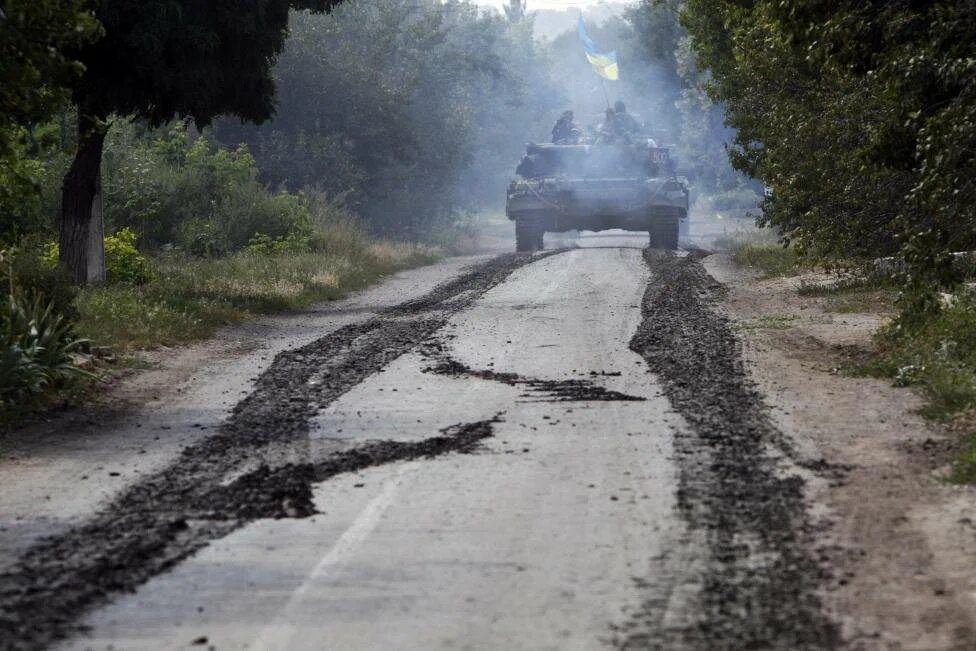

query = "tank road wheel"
[649,215,680,251]
[515,217,543,252]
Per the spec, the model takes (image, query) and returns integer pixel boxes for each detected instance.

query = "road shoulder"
[705,253,976,649]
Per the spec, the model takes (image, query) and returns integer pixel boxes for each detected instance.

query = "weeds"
[805,280,898,314]
[729,242,800,278]
[76,242,440,350]
[796,274,887,297]
[0,288,92,423]
[859,289,976,421]
[734,313,797,332]
[949,433,976,484]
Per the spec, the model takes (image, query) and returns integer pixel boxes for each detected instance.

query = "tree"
[0,0,100,239]
[676,0,910,260]
[60,0,344,283]
[678,0,976,314]
[214,0,562,238]
[771,0,976,310]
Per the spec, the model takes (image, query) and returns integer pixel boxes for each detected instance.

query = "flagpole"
[579,13,615,110]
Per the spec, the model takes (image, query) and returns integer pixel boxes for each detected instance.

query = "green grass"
[730,242,800,278]
[734,313,798,332]
[858,290,976,423]
[797,274,898,313]
[76,240,440,350]
[949,433,976,484]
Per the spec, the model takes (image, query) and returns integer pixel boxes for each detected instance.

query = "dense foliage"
[101,121,319,256]
[0,1,99,240]
[677,0,976,311]
[214,1,562,238]
[58,0,346,282]
[0,249,88,421]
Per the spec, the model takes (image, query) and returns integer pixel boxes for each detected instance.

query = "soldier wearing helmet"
[551,110,583,144]
[613,100,641,135]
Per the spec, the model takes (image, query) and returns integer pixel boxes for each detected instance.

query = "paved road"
[1,234,838,650]
[62,236,694,650]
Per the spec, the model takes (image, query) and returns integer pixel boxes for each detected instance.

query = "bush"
[42,228,152,284]
[102,121,315,257]
[14,239,78,319]
[730,242,799,277]
[104,228,152,283]
[0,251,90,421]
[866,290,976,420]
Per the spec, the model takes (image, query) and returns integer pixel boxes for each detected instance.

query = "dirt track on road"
[0,252,557,650]
[1,239,972,650]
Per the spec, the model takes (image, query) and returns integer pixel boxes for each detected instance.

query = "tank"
[505,141,690,252]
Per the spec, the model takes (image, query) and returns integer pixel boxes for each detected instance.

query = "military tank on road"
[505,141,689,251]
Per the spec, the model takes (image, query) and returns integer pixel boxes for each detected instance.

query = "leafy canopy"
[74,0,344,125]
[0,0,101,238]
[55,0,343,283]
[679,0,976,316]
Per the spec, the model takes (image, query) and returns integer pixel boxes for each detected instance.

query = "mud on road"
[0,252,559,651]
[0,246,847,650]
[623,250,839,649]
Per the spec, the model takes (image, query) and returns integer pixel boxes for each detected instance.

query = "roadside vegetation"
[2,0,753,426]
[865,293,976,422]
[76,235,437,351]
[2,0,564,424]
[678,0,976,474]
[730,243,799,278]
[727,236,975,415]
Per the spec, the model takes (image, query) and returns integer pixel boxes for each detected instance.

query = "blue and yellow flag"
[578,16,618,81]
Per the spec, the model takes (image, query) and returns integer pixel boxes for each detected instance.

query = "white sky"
[471,0,605,9]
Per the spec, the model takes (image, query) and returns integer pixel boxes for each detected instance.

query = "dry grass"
[76,238,440,350]
[729,242,800,277]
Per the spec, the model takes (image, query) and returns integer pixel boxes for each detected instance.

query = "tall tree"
[60,0,344,283]
[0,0,100,235]
[678,0,976,312]
[214,0,562,237]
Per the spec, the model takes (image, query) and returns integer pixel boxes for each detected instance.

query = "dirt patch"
[0,252,557,651]
[620,250,839,649]
[706,254,976,649]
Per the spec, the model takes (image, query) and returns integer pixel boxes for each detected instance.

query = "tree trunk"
[60,112,107,285]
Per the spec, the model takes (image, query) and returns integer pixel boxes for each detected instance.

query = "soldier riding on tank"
[551,110,584,145]
[596,107,625,144]
[506,110,690,253]
[613,100,641,136]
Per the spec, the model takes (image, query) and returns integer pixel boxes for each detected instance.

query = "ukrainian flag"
[578,16,619,81]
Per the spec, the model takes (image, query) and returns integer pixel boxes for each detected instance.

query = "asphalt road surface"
[0,233,839,650]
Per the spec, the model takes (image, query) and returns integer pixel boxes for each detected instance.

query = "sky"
[471,0,605,9]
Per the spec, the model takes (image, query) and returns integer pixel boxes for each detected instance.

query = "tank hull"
[506,176,689,234]
[506,142,691,251]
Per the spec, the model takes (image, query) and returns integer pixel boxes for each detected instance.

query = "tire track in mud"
[622,250,840,649]
[0,252,560,651]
